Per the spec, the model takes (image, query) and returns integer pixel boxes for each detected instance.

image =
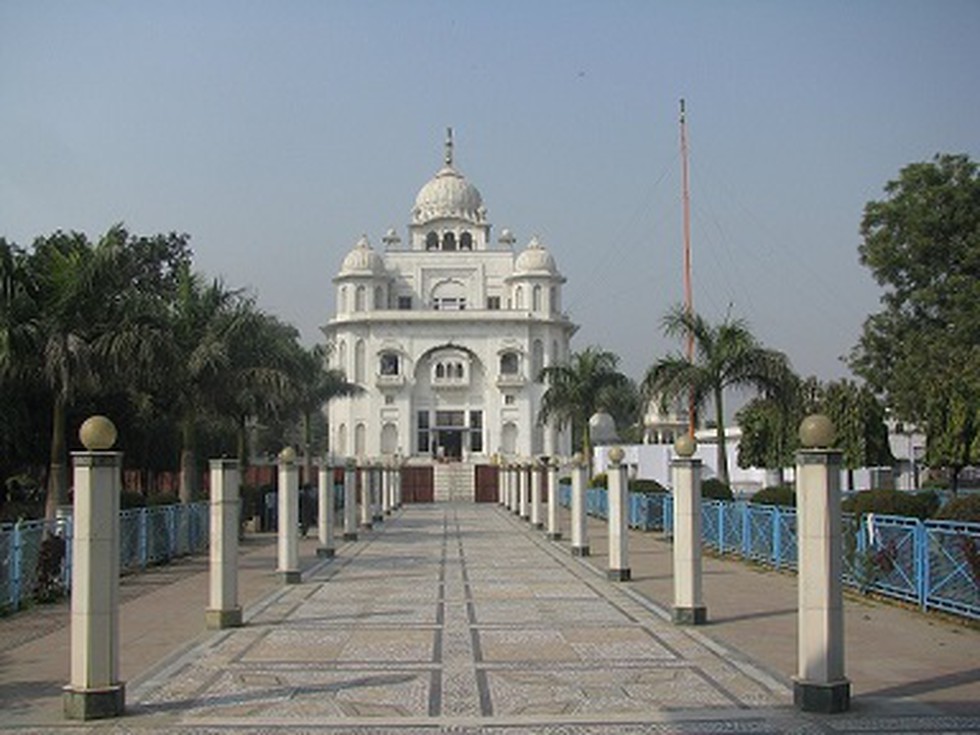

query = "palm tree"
[538,346,631,471]
[643,305,791,487]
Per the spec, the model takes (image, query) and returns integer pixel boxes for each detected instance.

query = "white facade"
[323,133,576,465]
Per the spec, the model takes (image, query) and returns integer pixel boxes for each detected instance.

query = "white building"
[323,132,576,498]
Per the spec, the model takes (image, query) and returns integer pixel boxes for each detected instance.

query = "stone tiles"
[25,504,980,734]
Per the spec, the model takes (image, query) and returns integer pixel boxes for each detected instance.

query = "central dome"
[413,165,484,224]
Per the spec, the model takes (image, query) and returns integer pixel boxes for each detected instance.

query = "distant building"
[322,131,576,499]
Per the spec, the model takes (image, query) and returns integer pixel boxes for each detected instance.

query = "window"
[460,232,473,250]
[515,286,524,309]
[355,339,365,383]
[436,363,445,379]
[550,286,558,313]
[500,352,519,375]
[339,286,347,312]
[354,423,366,457]
[470,410,483,452]
[380,352,399,376]
[442,232,456,251]
[487,296,501,310]
[336,423,347,455]
[384,395,394,405]
[374,286,384,310]
[532,285,542,311]
[504,394,515,405]
[337,341,347,375]
[426,232,438,250]
[398,295,412,310]
[532,340,544,381]
[355,285,366,311]
[434,296,466,310]
[417,411,430,453]
[436,410,465,427]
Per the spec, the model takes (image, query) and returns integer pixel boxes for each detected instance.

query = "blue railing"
[1,502,209,613]
[557,483,979,620]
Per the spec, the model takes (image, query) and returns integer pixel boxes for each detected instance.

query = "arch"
[374,286,384,310]
[532,284,542,311]
[442,232,456,251]
[354,339,366,383]
[532,339,544,380]
[337,340,347,375]
[380,422,398,455]
[499,352,519,375]
[460,232,473,250]
[550,286,558,313]
[354,422,366,458]
[336,423,347,456]
[379,351,400,376]
[515,286,524,309]
[431,279,467,310]
[426,231,439,250]
[501,422,518,455]
[355,285,366,311]
[436,363,445,379]
[339,286,348,313]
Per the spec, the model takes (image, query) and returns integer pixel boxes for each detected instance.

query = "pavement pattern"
[5,504,980,733]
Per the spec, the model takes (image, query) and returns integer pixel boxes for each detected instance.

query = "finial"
[444,126,454,166]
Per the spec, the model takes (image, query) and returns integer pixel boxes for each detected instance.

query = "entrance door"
[439,430,463,461]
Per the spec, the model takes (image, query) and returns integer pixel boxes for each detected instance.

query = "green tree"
[850,154,980,492]
[822,379,893,491]
[538,347,631,469]
[643,305,791,487]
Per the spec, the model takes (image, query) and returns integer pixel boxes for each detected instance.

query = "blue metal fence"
[557,483,979,620]
[1,502,209,613]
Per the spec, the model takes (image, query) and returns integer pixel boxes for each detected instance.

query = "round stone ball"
[79,415,117,450]
[799,414,836,448]
[674,433,697,457]
[571,452,584,467]
[278,446,297,463]
[607,446,625,464]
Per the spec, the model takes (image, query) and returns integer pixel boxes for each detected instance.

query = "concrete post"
[504,465,514,512]
[372,463,383,523]
[606,446,630,581]
[546,458,561,540]
[519,463,529,520]
[570,453,589,556]
[359,465,372,529]
[394,459,402,509]
[316,461,335,558]
[64,416,124,720]
[530,461,543,529]
[343,459,358,541]
[795,414,850,713]
[277,447,301,584]
[382,465,392,514]
[671,436,706,624]
[206,458,242,629]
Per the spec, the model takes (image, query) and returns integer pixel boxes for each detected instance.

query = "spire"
[444,126,454,166]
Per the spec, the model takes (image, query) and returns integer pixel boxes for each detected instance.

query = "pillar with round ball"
[606,446,630,581]
[671,434,706,624]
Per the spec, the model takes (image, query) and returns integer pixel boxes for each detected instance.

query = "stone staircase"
[433,462,474,502]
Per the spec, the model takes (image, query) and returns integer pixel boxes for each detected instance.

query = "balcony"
[375,373,406,389]
[496,373,526,388]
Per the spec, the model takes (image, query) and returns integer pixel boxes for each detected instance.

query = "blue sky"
[2,1,977,386]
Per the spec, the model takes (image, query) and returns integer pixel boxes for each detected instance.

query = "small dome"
[413,165,485,224]
[589,410,618,444]
[514,236,557,274]
[339,235,385,276]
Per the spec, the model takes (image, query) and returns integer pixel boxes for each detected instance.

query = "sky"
[2,1,978,390]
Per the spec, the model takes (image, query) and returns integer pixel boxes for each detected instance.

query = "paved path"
[1,504,978,733]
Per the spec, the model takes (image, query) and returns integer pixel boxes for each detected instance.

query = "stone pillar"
[546,458,561,540]
[530,461,543,529]
[343,459,358,542]
[795,415,850,713]
[316,461,335,558]
[277,447,301,584]
[206,458,242,629]
[518,463,529,520]
[372,463,384,523]
[606,446,630,581]
[504,465,515,512]
[394,458,403,509]
[382,465,392,515]
[570,453,589,556]
[64,416,125,720]
[359,465,372,529]
[671,436,706,624]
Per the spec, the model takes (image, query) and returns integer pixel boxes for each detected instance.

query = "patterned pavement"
[40,505,980,733]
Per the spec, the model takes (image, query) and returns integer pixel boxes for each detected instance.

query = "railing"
[557,483,979,620]
[1,502,209,613]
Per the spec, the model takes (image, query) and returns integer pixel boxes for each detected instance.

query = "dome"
[339,235,385,277]
[588,410,618,444]
[413,165,485,224]
[514,236,557,275]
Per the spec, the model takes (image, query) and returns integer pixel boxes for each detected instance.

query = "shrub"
[702,478,734,501]
[629,478,667,494]
[841,489,939,520]
[590,472,608,489]
[120,490,147,509]
[933,494,980,523]
[751,485,796,507]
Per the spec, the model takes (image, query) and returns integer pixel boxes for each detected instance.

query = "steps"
[432,463,474,502]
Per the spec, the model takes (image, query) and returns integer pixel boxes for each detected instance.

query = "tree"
[822,379,893,491]
[643,305,791,487]
[850,154,980,492]
[538,347,631,469]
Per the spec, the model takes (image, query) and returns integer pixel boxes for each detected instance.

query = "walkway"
[1,504,978,733]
